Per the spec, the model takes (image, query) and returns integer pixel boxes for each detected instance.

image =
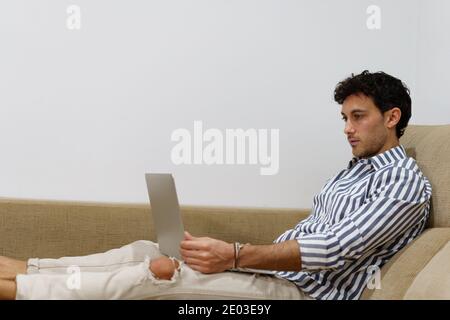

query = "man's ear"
[385,107,401,129]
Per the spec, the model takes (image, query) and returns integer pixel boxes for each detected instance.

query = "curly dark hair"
[334,70,412,138]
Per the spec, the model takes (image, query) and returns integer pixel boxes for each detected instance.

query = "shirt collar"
[347,145,407,170]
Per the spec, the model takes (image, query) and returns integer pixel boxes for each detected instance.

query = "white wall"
[0,0,444,208]
[414,0,450,124]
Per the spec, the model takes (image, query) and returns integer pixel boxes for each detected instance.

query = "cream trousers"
[15,240,312,300]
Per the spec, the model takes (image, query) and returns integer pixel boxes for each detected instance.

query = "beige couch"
[0,124,449,300]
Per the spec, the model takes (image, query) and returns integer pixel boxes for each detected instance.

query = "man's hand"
[180,231,234,274]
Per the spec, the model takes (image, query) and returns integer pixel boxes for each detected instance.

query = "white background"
[0,0,449,208]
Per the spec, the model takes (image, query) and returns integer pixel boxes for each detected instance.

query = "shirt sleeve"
[297,166,432,272]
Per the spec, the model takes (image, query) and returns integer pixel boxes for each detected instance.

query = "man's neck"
[381,139,400,152]
[372,139,400,158]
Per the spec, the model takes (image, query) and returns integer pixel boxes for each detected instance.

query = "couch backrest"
[400,125,450,228]
[0,197,310,260]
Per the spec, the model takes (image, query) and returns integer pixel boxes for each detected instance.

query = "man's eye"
[341,117,347,121]
[354,114,362,120]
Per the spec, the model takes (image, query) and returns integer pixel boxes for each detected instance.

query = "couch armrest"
[360,228,450,300]
[403,240,450,299]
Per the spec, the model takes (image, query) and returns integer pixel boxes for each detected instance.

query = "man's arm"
[179,232,301,274]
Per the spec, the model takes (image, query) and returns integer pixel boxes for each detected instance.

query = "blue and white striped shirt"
[274,145,432,300]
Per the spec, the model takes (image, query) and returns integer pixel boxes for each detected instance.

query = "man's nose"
[344,121,355,135]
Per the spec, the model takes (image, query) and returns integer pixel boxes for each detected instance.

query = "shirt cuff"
[297,232,344,271]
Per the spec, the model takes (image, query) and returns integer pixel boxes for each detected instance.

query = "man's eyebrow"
[341,109,367,116]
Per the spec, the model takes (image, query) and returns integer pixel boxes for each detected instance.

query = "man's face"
[341,94,396,158]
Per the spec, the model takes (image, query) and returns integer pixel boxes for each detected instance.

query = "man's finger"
[184,231,196,240]
[180,240,208,251]
[180,248,201,259]
[180,248,208,260]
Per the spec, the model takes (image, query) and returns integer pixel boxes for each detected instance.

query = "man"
[0,70,432,300]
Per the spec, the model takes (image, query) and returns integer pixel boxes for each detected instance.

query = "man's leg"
[11,241,182,300]
[1,240,165,300]
[146,265,312,300]
[0,269,17,300]
[0,256,27,276]
[6,254,179,300]
[9,240,311,300]
[0,279,16,300]
[15,256,182,300]
[16,259,311,300]
[26,240,162,274]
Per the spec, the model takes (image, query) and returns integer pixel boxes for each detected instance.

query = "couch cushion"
[403,241,450,299]
[400,125,450,228]
[360,227,450,300]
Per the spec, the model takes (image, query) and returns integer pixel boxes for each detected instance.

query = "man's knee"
[149,257,180,280]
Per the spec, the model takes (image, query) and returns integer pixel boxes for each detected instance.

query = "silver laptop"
[145,173,276,275]
[145,173,184,260]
